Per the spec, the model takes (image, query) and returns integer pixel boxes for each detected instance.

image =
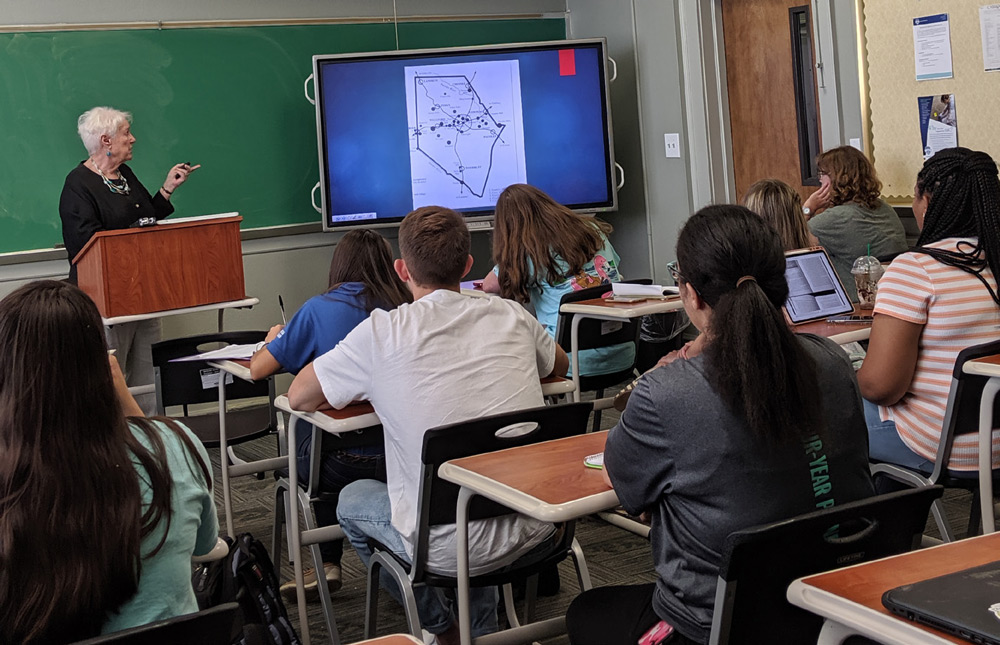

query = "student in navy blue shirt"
[250,229,410,600]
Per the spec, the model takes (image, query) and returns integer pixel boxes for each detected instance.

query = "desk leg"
[570,315,582,404]
[287,415,312,645]
[979,378,1000,534]
[456,487,474,645]
[816,618,859,645]
[218,309,225,333]
[219,377,234,539]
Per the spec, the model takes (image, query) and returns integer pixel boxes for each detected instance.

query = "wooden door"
[722,0,822,202]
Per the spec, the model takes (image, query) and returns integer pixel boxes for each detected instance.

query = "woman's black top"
[59,162,174,284]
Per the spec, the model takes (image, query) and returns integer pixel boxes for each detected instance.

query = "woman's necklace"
[92,159,130,195]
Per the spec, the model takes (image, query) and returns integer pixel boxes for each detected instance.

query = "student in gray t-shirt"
[566,205,874,645]
[804,146,907,300]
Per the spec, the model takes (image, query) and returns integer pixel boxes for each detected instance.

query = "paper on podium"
[170,343,257,362]
[611,283,679,298]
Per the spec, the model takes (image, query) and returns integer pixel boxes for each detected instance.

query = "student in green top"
[0,281,218,643]
[802,146,907,300]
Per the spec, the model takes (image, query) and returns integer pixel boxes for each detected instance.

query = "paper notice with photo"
[611,283,678,298]
[918,94,958,160]
[170,343,258,362]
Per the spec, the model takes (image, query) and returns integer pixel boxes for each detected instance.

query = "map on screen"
[405,60,527,210]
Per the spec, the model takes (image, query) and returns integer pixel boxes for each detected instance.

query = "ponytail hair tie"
[736,275,757,288]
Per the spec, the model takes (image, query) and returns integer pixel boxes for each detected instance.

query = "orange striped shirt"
[874,238,1000,470]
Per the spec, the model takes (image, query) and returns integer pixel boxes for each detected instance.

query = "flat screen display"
[313,38,616,229]
[784,248,854,324]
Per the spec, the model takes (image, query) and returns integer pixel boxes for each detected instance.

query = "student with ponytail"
[566,205,873,645]
[858,147,1000,472]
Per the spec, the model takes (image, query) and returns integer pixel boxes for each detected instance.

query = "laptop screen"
[784,248,854,324]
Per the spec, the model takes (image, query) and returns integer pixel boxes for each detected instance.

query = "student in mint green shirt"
[0,280,217,643]
[483,183,634,376]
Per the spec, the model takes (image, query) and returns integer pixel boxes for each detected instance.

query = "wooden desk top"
[438,431,619,523]
[793,532,1000,644]
[274,394,379,434]
[559,296,684,319]
[794,305,873,344]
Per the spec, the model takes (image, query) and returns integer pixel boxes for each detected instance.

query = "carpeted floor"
[207,399,982,645]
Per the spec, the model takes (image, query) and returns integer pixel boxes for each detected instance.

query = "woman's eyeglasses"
[666,261,685,284]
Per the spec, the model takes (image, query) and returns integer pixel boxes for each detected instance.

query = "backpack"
[192,533,301,645]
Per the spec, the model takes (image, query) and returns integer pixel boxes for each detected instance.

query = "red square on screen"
[559,49,576,76]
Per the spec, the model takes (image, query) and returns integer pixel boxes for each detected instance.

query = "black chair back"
[412,401,593,576]
[711,486,943,645]
[70,602,239,645]
[553,279,650,390]
[152,331,270,410]
[946,339,1000,441]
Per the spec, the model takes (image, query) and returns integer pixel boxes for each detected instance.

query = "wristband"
[161,186,173,195]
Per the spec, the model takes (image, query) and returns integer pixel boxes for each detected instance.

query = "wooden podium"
[74,214,246,319]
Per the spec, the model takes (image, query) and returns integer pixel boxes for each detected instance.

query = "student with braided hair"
[858,147,1000,472]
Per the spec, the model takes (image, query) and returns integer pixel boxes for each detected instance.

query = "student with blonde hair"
[742,178,817,251]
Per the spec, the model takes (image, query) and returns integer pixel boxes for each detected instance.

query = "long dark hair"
[328,229,411,311]
[913,147,1000,305]
[0,281,209,644]
[676,205,823,443]
[492,184,613,302]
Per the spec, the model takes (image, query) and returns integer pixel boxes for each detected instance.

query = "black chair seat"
[70,602,239,645]
[178,404,274,448]
[367,530,569,589]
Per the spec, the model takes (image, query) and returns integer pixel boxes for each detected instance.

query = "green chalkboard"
[0,19,565,254]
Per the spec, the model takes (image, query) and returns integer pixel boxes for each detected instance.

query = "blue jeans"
[864,399,935,473]
[337,479,499,637]
[294,425,387,564]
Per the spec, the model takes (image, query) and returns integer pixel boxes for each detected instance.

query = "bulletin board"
[863,1,1000,200]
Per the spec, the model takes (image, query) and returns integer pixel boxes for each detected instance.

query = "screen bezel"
[312,38,617,232]
[783,246,855,324]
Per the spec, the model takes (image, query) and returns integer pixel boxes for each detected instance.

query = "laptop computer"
[882,560,1000,644]
[783,247,854,324]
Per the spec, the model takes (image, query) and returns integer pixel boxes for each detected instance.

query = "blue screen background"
[317,44,612,225]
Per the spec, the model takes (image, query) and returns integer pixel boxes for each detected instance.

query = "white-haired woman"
[59,106,199,413]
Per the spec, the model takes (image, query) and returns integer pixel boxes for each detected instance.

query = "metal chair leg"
[569,538,593,591]
[272,483,286,566]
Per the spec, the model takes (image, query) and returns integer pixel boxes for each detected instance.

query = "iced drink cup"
[852,256,884,310]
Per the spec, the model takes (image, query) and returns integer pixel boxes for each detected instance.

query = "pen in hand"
[278,295,287,325]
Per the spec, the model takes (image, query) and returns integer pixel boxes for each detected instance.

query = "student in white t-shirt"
[858,147,1000,473]
[288,206,569,645]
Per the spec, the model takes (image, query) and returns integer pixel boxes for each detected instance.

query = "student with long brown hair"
[742,178,818,251]
[0,280,217,643]
[566,206,873,644]
[250,228,410,599]
[483,183,631,375]
[801,146,907,299]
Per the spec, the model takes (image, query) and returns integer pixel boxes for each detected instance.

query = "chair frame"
[272,418,384,645]
[553,279,649,430]
[152,331,286,537]
[363,402,595,643]
[870,339,1000,541]
[708,486,944,645]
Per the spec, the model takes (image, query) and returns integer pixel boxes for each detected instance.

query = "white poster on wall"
[913,14,954,80]
[981,4,1000,72]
